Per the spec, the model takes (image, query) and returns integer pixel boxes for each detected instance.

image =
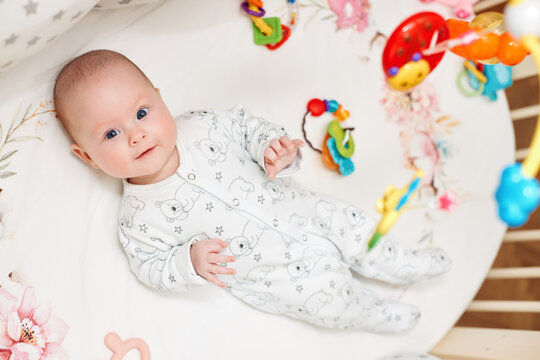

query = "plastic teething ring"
[241,1,265,17]
[266,25,291,50]
[456,69,484,97]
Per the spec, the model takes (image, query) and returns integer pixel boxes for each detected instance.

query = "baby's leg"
[273,254,421,332]
[352,236,452,285]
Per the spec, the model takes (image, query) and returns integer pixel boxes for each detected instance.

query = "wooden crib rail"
[431,326,540,360]
[431,1,540,358]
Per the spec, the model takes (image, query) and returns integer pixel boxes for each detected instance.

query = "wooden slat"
[511,104,540,121]
[513,56,539,81]
[487,266,540,279]
[431,326,540,360]
[468,300,540,312]
[504,229,540,242]
[473,0,507,12]
[515,148,528,160]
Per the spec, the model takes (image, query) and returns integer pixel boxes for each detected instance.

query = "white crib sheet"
[0,0,513,359]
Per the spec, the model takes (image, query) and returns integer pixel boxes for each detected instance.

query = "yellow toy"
[368,170,425,250]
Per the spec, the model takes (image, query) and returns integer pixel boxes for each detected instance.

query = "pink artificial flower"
[0,287,68,360]
[328,0,370,32]
[380,82,440,131]
[438,190,458,212]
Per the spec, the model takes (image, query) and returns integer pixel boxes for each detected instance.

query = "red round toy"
[382,12,449,91]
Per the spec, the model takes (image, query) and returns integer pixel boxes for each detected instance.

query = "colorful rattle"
[302,98,355,176]
[457,60,513,100]
[368,170,425,251]
[240,0,295,50]
[495,0,540,227]
[383,11,530,92]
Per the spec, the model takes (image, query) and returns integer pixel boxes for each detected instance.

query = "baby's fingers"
[209,264,236,276]
[292,139,305,148]
[264,146,278,162]
[205,273,228,288]
[207,253,236,264]
[279,136,294,150]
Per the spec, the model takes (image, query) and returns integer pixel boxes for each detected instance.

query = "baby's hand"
[264,136,304,179]
[190,238,236,288]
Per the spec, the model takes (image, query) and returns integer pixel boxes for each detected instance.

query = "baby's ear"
[71,144,99,169]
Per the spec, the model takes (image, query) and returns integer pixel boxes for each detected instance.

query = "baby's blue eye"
[106,129,119,139]
[137,107,148,119]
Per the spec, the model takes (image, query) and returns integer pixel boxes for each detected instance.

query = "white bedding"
[0,0,513,359]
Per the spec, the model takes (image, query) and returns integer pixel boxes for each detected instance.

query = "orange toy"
[446,13,528,65]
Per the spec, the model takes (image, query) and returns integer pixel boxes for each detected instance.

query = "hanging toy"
[446,12,529,65]
[382,12,450,92]
[241,0,297,50]
[495,0,540,227]
[302,98,356,176]
[457,60,512,100]
[383,11,529,92]
[368,170,425,251]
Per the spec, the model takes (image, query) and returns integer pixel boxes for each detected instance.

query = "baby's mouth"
[136,146,156,159]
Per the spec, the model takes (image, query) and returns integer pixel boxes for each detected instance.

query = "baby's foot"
[354,238,452,285]
[363,300,421,333]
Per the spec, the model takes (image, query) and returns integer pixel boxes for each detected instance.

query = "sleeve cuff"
[175,238,207,287]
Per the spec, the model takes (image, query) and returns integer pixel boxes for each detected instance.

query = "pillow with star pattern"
[94,0,162,10]
[0,0,98,74]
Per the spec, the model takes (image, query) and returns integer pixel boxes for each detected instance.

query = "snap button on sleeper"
[273,219,278,227]
[188,173,196,180]
[233,198,240,206]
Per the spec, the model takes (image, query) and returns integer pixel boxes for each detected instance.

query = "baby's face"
[64,62,178,182]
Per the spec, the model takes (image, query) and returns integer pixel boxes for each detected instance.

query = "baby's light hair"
[53,49,153,137]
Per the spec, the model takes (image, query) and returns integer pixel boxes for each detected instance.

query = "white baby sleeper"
[119,106,451,332]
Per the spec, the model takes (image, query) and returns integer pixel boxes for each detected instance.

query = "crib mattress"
[0,0,513,359]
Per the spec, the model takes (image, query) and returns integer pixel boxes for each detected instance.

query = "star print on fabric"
[257,133,264,143]
[253,254,261,262]
[216,226,224,236]
[225,285,232,292]
[27,36,39,47]
[333,316,340,322]
[355,234,362,243]
[23,0,38,15]
[324,264,331,270]
[71,11,83,20]
[339,228,345,237]
[296,285,303,293]
[263,134,269,142]
[174,226,183,234]
[215,172,222,182]
[139,224,148,233]
[258,195,265,204]
[220,263,228,268]
[291,192,296,200]
[210,117,218,129]
[330,280,335,288]
[169,274,176,283]
[264,281,272,288]
[238,157,245,165]
[284,252,291,260]
[239,108,245,117]
[52,10,63,21]
[206,202,214,212]
[4,34,18,46]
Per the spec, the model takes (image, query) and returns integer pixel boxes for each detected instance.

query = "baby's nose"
[129,130,147,146]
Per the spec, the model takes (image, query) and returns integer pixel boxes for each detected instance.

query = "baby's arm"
[215,106,304,178]
[120,229,209,291]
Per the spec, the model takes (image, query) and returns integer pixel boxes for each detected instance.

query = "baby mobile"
[240,0,299,50]
[381,1,540,227]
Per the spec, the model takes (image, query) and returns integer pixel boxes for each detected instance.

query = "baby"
[54,49,451,333]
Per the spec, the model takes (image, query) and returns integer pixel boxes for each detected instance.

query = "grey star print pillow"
[94,0,162,10]
[0,0,98,73]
